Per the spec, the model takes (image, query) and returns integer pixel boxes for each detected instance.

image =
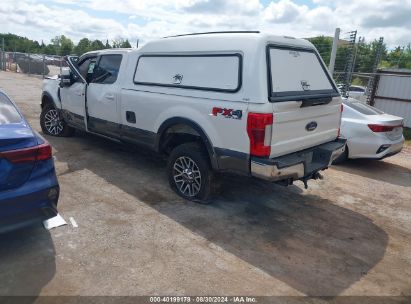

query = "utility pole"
[2,38,5,71]
[136,39,139,49]
[329,28,340,75]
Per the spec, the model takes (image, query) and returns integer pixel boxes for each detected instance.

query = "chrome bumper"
[251,139,346,182]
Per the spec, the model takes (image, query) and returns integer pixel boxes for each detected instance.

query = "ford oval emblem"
[306,121,318,131]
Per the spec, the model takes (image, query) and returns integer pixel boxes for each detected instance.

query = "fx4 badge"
[212,107,242,120]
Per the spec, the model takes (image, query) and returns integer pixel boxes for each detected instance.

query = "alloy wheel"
[44,109,64,135]
[173,156,202,197]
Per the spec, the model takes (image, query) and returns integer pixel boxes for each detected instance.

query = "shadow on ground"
[0,225,56,297]
[48,132,388,296]
[332,158,411,188]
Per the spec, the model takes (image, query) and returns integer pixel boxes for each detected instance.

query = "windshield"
[268,46,337,101]
[0,93,22,125]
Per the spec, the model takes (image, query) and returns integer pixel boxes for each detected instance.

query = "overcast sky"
[1,0,410,48]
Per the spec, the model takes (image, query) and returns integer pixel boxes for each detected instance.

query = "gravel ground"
[0,71,410,299]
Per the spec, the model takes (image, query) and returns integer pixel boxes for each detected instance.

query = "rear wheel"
[40,104,74,137]
[167,143,213,203]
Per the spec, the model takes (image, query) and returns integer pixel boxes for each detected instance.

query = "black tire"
[167,143,214,203]
[40,104,75,137]
[333,145,349,164]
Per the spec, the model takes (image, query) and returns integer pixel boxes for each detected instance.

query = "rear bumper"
[378,138,404,159]
[0,160,59,234]
[0,186,59,234]
[251,138,346,182]
[349,136,404,159]
[0,205,58,234]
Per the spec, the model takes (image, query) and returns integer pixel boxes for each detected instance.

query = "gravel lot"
[0,71,410,299]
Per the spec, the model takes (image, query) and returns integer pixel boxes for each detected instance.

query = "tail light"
[0,142,52,164]
[368,124,402,133]
[247,113,273,157]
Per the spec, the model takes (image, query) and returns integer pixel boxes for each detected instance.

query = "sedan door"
[86,54,123,138]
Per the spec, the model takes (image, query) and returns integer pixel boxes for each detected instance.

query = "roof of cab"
[81,48,132,57]
[138,31,315,54]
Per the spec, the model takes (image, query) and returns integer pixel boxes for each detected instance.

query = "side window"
[85,60,97,83]
[75,57,97,83]
[78,58,92,79]
[91,55,122,84]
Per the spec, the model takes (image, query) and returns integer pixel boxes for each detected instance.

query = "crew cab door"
[60,55,96,130]
[86,54,123,138]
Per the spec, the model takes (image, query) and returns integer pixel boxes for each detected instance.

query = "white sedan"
[335,98,405,162]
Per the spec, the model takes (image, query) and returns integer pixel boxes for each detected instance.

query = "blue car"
[0,90,59,233]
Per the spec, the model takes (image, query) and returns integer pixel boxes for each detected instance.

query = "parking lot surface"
[0,71,410,297]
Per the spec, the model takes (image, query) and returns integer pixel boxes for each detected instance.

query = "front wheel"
[167,143,213,203]
[40,104,74,137]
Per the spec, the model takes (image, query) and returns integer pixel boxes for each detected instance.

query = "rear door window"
[134,54,242,92]
[268,46,338,101]
[0,93,22,124]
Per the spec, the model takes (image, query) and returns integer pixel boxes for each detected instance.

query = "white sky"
[1,0,410,48]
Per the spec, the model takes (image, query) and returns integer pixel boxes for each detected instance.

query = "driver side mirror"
[60,67,73,87]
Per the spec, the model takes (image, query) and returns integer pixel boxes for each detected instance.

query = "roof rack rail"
[163,31,260,38]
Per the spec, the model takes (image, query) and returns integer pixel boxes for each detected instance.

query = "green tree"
[44,44,57,55]
[112,37,132,48]
[308,36,333,65]
[75,38,91,55]
[0,33,42,53]
[354,39,387,73]
[121,39,132,48]
[59,35,74,55]
[90,39,105,51]
[50,35,74,55]
[384,45,411,69]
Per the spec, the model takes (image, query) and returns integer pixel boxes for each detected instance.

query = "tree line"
[0,33,132,56]
[309,36,411,72]
[1,32,410,70]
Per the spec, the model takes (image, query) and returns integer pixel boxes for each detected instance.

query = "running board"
[86,130,122,143]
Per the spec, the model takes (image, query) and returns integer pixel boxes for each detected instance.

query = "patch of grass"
[404,127,411,146]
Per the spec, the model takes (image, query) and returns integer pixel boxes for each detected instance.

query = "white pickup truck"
[41,31,346,202]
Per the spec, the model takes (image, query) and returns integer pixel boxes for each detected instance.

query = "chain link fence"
[0,51,66,78]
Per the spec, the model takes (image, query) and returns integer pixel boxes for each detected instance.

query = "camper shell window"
[134,54,242,93]
[267,45,339,102]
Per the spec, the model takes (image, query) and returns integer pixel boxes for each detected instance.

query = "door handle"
[126,111,136,123]
[105,94,115,100]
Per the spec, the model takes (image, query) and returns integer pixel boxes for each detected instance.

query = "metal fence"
[0,51,66,78]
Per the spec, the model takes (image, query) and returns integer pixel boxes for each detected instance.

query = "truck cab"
[41,31,345,202]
